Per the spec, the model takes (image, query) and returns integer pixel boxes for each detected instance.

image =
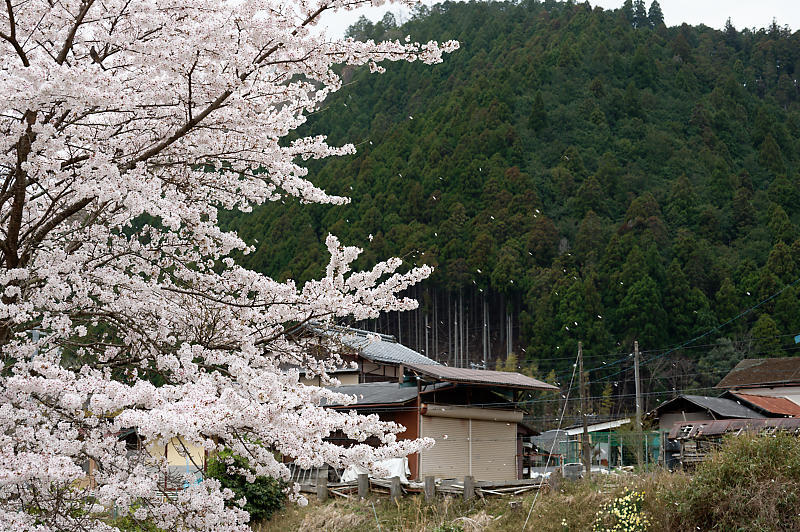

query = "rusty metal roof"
[406,364,559,391]
[715,357,800,389]
[669,417,800,439]
[729,392,800,417]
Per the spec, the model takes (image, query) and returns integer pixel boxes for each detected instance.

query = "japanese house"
[324,364,557,482]
[715,357,800,404]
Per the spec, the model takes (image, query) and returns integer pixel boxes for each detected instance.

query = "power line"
[523,343,579,530]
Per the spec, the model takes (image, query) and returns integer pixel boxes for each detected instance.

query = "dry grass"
[255,475,630,531]
[255,438,800,532]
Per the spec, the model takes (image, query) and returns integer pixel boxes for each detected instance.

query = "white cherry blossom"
[0,1,457,530]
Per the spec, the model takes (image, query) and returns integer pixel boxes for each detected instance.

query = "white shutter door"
[470,420,517,481]
[419,416,469,479]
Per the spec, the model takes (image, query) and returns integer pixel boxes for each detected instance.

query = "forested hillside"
[224,0,800,414]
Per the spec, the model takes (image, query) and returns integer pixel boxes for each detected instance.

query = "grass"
[254,434,800,531]
[253,474,655,532]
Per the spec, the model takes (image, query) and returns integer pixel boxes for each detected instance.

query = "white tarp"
[341,457,411,484]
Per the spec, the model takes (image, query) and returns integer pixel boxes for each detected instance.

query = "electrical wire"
[523,348,579,530]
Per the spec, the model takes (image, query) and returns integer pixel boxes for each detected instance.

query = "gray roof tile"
[334,328,441,366]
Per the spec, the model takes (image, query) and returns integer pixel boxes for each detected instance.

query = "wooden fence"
[299,474,547,502]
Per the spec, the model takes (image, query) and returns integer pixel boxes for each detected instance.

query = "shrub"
[205,449,286,522]
[672,433,800,531]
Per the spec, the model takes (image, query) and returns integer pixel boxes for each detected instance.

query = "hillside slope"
[224,0,800,412]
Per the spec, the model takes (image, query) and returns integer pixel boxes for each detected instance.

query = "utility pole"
[634,340,643,467]
[579,341,591,478]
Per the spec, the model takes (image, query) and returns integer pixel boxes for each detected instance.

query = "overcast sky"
[319,1,800,38]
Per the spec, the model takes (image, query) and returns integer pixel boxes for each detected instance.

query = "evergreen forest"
[223,0,800,419]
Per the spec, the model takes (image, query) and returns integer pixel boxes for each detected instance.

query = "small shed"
[668,418,800,468]
[648,394,762,433]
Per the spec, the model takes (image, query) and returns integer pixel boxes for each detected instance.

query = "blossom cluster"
[592,489,650,532]
[0,1,456,530]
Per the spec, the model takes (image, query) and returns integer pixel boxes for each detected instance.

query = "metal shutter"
[419,415,517,482]
[469,420,517,482]
[419,416,469,480]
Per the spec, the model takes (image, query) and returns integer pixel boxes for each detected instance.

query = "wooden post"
[389,476,401,501]
[634,340,643,467]
[579,341,591,478]
[358,473,369,499]
[424,476,435,502]
[463,476,475,501]
[316,475,328,502]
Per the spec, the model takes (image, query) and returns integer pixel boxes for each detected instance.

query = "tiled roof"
[323,381,447,407]
[715,357,800,389]
[334,328,441,367]
[650,394,763,419]
[406,364,559,391]
[729,392,800,417]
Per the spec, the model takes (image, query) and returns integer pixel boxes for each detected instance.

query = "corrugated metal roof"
[323,381,447,407]
[650,394,763,419]
[729,392,800,416]
[715,357,800,389]
[564,418,631,436]
[669,418,800,439]
[406,364,559,391]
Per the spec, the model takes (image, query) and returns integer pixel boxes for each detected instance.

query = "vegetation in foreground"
[254,434,800,531]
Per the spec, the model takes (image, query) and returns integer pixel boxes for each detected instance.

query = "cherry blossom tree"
[0,1,456,530]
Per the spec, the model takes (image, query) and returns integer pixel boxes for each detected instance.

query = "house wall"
[360,361,399,382]
[659,411,715,433]
[732,385,800,403]
[145,437,206,469]
[387,408,420,480]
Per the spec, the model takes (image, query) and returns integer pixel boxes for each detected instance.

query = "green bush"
[205,449,286,522]
[672,433,800,531]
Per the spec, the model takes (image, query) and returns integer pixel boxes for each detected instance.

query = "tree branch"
[1,0,29,66]
[56,0,95,65]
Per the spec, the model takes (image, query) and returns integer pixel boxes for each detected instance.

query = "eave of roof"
[406,364,559,391]
[322,381,448,407]
[669,417,800,439]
